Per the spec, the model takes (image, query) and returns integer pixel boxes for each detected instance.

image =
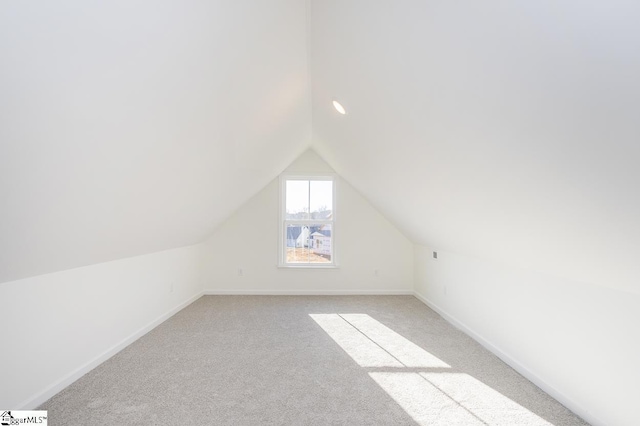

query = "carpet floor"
[40,295,589,425]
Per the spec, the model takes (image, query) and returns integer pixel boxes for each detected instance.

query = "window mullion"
[307,180,311,221]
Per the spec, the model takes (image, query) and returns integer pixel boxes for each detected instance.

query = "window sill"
[277,264,339,269]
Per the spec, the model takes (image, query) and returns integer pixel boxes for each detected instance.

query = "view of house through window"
[282,178,334,265]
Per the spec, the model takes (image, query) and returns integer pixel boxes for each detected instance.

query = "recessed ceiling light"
[332,100,347,115]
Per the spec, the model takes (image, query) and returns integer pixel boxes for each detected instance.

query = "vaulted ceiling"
[2,1,639,292]
[0,1,310,282]
[311,1,640,294]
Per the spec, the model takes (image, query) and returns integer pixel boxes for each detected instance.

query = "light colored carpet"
[40,296,589,425]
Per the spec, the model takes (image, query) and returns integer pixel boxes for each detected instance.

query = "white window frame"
[278,174,337,268]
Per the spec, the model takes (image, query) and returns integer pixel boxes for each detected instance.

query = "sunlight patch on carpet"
[311,313,554,426]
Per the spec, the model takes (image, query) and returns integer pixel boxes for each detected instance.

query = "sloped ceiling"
[310,1,640,293]
[0,0,310,283]
[2,1,639,293]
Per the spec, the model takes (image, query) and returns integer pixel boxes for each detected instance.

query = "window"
[279,175,336,267]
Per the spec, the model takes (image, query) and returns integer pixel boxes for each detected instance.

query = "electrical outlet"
[237,268,244,276]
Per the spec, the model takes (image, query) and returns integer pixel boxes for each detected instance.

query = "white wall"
[200,150,413,294]
[414,245,640,426]
[0,244,203,409]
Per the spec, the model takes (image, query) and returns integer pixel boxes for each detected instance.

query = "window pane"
[310,180,333,220]
[286,180,309,220]
[309,224,332,263]
[285,224,332,264]
[286,224,310,263]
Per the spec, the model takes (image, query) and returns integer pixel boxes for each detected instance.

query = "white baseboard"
[203,289,414,296]
[18,291,204,410]
[412,291,602,426]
